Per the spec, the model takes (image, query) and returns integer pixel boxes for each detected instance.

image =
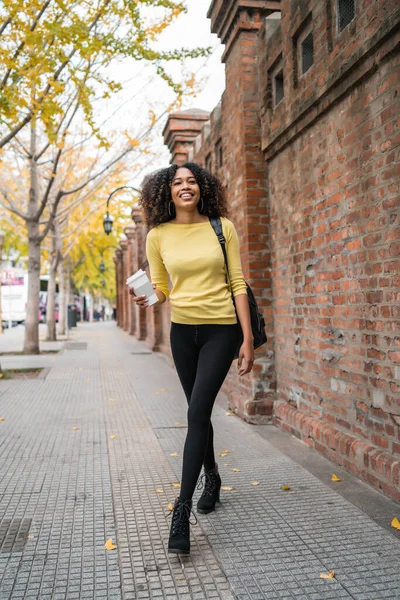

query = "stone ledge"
[273,400,400,503]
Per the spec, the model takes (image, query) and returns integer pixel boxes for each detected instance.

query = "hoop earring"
[168,202,174,217]
[199,198,204,213]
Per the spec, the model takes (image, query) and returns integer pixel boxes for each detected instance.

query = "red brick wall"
[260,0,400,500]
[115,0,400,500]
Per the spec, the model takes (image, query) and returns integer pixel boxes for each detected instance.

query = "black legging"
[170,323,238,503]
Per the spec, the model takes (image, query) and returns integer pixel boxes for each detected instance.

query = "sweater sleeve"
[223,218,247,297]
[145,227,170,298]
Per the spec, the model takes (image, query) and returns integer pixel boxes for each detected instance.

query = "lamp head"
[103,212,113,235]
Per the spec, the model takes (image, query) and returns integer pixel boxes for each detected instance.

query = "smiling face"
[170,167,201,212]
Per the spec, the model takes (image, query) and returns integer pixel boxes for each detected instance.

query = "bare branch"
[34,99,81,222]
[0,16,12,37]
[60,143,133,198]
[0,189,27,220]
[38,190,63,241]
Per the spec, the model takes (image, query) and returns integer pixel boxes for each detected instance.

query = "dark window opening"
[216,139,223,169]
[337,0,355,32]
[205,152,212,173]
[301,31,314,74]
[274,69,284,106]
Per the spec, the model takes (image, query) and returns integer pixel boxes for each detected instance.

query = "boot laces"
[169,500,197,535]
[197,471,218,497]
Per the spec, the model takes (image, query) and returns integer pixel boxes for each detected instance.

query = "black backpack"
[209,217,267,359]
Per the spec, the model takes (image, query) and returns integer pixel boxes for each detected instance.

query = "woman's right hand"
[128,283,156,308]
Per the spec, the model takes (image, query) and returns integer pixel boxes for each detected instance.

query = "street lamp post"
[103,186,140,235]
[0,231,4,334]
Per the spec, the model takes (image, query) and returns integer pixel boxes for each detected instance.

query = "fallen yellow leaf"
[0,418,4,421]
[331,474,341,482]
[161,388,167,392]
[170,453,178,457]
[218,452,227,457]
[281,485,291,491]
[167,503,174,511]
[391,517,400,530]
[0,374,3,379]
[72,427,79,430]
[251,481,260,486]
[108,398,115,402]
[155,392,159,396]
[140,425,145,428]
[226,412,233,416]
[171,482,181,488]
[155,489,164,494]
[221,486,234,491]
[104,538,117,550]
[174,421,181,425]
[320,570,335,580]
[231,468,240,472]
[110,435,117,439]
[223,449,231,453]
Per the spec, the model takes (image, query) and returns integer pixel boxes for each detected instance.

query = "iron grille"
[301,32,314,74]
[338,0,355,32]
[274,69,284,106]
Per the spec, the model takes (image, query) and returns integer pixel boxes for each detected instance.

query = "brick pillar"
[124,225,137,336]
[114,249,123,327]
[208,0,280,422]
[132,208,147,341]
[120,239,129,331]
[163,109,210,165]
[113,254,118,325]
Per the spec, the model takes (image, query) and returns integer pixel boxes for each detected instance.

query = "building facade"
[115,0,400,501]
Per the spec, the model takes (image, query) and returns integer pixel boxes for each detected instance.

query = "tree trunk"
[89,293,94,322]
[46,263,58,341]
[46,226,61,341]
[46,265,57,341]
[24,118,40,355]
[58,258,66,336]
[24,231,41,354]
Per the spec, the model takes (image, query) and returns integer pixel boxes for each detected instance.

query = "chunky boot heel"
[168,498,197,555]
[197,463,221,515]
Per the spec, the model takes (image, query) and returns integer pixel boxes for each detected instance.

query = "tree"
[0,0,209,148]
[0,107,139,352]
[0,1,208,353]
[42,170,135,338]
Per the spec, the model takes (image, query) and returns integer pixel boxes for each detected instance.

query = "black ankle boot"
[196,464,221,514]
[168,498,197,555]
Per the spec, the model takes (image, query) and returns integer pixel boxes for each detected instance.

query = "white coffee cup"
[126,269,158,306]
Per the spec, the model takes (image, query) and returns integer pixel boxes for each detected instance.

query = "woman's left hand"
[237,339,254,376]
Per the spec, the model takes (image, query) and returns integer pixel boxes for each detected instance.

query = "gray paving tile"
[1,322,400,600]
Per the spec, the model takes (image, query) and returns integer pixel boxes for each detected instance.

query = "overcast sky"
[155,0,226,112]
[99,0,226,184]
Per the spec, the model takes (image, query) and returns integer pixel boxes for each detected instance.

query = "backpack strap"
[209,217,229,272]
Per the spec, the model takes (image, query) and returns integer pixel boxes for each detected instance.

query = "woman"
[131,162,254,555]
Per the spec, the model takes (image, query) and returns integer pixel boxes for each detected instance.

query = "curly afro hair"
[138,162,228,229]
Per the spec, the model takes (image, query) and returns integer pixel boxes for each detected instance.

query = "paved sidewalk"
[0,323,399,600]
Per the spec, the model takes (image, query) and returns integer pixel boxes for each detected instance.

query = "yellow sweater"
[146,217,247,324]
